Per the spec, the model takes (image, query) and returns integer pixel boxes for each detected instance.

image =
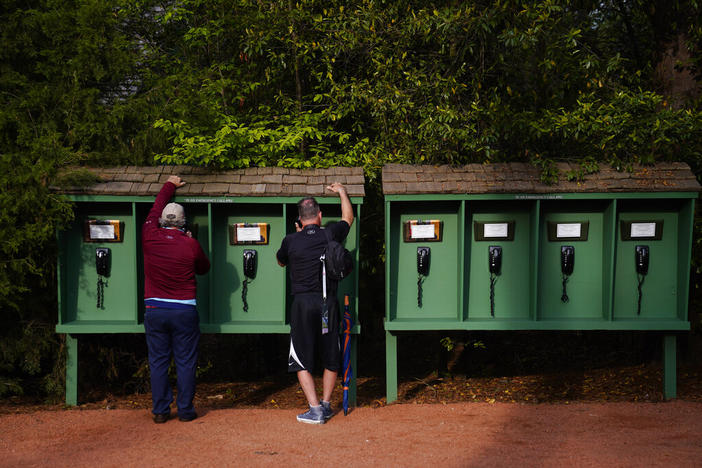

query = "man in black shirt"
[276,182,354,424]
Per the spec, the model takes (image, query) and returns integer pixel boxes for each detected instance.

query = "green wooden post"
[65,334,78,406]
[663,334,677,400]
[386,330,398,403]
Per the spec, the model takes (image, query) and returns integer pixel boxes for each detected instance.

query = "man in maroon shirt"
[142,175,210,423]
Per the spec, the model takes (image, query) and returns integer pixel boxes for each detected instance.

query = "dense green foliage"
[1,0,701,398]
[147,0,702,180]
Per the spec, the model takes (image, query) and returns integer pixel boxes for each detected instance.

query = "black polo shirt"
[276,221,350,295]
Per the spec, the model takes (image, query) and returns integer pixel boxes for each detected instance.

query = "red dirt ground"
[2,364,702,467]
[1,401,701,467]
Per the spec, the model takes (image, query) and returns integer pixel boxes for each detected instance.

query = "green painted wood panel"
[62,203,137,323]
[538,201,611,320]
[613,200,682,320]
[388,201,460,320]
[467,202,532,320]
[210,204,286,324]
[185,203,211,323]
[383,318,689,331]
[676,199,695,321]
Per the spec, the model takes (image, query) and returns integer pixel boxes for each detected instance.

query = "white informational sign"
[483,223,509,238]
[237,226,262,242]
[630,222,657,238]
[556,223,581,238]
[89,224,115,240]
[411,224,436,239]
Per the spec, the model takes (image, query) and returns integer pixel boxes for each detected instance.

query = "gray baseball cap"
[159,203,186,227]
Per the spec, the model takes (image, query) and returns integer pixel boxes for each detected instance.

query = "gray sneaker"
[296,405,325,425]
[321,401,333,420]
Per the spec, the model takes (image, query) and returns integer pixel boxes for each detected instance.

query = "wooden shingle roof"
[382,162,700,195]
[54,165,365,197]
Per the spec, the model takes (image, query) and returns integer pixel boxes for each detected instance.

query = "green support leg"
[386,330,398,403]
[663,334,677,400]
[65,334,78,406]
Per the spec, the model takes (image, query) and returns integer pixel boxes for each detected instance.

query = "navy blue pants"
[144,306,200,418]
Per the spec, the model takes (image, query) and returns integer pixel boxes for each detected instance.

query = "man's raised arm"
[326,182,354,228]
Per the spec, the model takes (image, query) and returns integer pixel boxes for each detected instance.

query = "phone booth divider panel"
[466,200,534,321]
[210,203,286,325]
[389,201,460,321]
[613,199,684,320]
[60,202,138,325]
[537,199,613,321]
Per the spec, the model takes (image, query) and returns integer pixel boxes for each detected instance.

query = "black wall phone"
[561,246,575,276]
[635,245,649,275]
[243,249,257,279]
[560,246,574,303]
[95,248,110,309]
[488,246,502,275]
[488,246,502,317]
[96,248,111,277]
[416,247,430,307]
[242,249,257,312]
[417,247,431,276]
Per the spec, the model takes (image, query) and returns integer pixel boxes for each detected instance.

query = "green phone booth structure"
[54,165,364,405]
[383,162,699,403]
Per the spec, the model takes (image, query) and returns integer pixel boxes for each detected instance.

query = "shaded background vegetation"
[2,0,701,401]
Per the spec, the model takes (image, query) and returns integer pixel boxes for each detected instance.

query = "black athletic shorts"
[288,293,340,373]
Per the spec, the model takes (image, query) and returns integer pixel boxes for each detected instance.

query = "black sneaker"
[178,412,198,422]
[321,401,333,421]
[152,413,170,424]
[296,405,325,424]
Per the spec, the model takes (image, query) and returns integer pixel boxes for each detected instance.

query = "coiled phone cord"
[489,273,497,317]
[417,274,425,308]
[637,274,645,315]
[561,274,570,303]
[97,277,105,309]
[242,279,250,312]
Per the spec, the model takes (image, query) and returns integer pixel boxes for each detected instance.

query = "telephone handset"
[635,245,649,315]
[560,246,574,303]
[242,249,257,312]
[488,246,502,317]
[635,245,649,275]
[243,249,257,278]
[95,248,110,309]
[417,247,431,276]
[488,246,502,275]
[561,246,574,276]
[96,248,111,277]
[416,247,430,307]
